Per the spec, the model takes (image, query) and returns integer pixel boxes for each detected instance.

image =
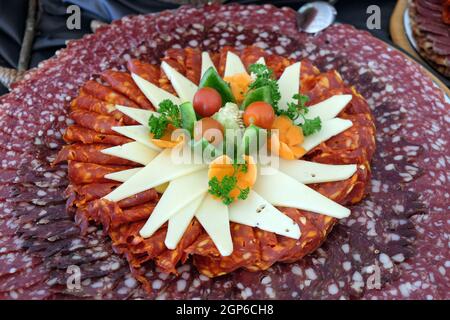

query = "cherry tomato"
[193,87,222,117]
[193,117,224,146]
[243,101,275,129]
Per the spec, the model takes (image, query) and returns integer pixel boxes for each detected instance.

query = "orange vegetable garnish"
[269,116,306,160]
[150,124,185,148]
[208,155,257,200]
[223,73,252,103]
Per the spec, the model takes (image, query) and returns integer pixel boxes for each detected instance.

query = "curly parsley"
[248,63,281,110]
[148,99,181,139]
[283,94,322,136]
[301,116,322,136]
[208,163,250,205]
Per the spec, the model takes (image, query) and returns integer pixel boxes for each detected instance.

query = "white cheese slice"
[195,194,233,256]
[253,168,350,219]
[224,51,248,77]
[294,95,352,125]
[250,57,266,80]
[201,52,217,78]
[277,62,301,111]
[104,148,206,202]
[139,169,209,238]
[277,159,357,184]
[301,118,353,152]
[161,61,198,103]
[104,167,142,182]
[101,141,158,166]
[165,193,206,249]
[255,57,266,65]
[112,125,161,152]
[229,190,301,239]
[131,73,181,109]
[115,105,157,128]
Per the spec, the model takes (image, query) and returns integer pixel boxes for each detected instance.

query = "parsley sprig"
[208,163,250,205]
[283,94,322,136]
[248,63,281,110]
[148,99,181,139]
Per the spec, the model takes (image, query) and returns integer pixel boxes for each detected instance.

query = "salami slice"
[63,125,132,145]
[55,143,139,166]
[68,161,133,184]
[71,94,137,125]
[81,80,140,108]
[70,110,123,135]
[101,70,153,110]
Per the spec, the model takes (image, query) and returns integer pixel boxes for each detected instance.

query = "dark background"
[0,0,401,95]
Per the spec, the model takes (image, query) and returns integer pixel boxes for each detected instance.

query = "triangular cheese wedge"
[201,52,217,78]
[224,51,248,77]
[195,194,233,256]
[165,193,206,249]
[229,190,301,239]
[253,168,350,218]
[255,57,266,65]
[277,159,357,184]
[277,62,301,111]
[301,118,353,152]
[104,148,206,202]
[161,61,198,103]
[115,105,157,128]
[101,141,158,165]
[250,57,266,80]
[131,73,181,109]
[294,95,352,124]
[112,125,161,151]
[139,169,208,238]
[104,167,142,182]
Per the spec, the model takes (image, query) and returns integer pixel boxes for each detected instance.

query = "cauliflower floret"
[212,102,244,131]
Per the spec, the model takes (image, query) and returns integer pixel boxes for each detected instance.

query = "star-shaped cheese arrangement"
[100,51,357,256]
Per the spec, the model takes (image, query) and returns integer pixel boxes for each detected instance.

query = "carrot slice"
[223,73,252,103]
[151,124,185,148]
[208,155,257,200]
[269,116,305,160]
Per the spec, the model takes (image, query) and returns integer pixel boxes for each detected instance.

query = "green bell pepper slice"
[241,85,273,110]
[199,67,235,104]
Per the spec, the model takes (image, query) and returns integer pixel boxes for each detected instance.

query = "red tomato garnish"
[193,117,224,146]
[243,101,275,129]
[193,87,222,117]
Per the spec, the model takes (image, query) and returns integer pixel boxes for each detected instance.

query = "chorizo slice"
[126,59,160,84]
[186,223,260,277]
[240,46,267,69]
[101,70,154,110]
[71,94,137,124]
[184,47,202,84]
[81,80,140,108]
[68,161,133,184]
[63,125,132,145]
[117,189,159,209]
[69,183,119,208]
[155,220,203,274]
[70,110,122,135]
[55,143,138,166]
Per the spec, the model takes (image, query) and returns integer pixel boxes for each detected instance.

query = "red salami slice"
[0,263,49,294]
[55,143,139,166]
[100,70,154,110]
[0,252,39,277]
[0,280,52,300]
[0,236,24,254]
[63,125,132,145]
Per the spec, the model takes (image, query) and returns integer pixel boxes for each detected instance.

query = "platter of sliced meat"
[0,3,449,300]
